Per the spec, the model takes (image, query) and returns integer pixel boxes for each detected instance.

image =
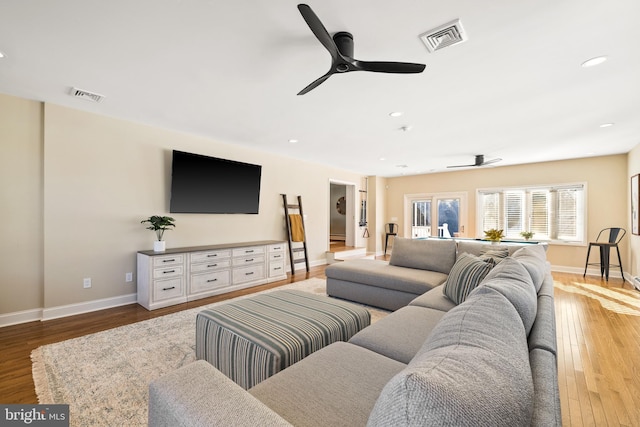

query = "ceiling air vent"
[419,19,467,53]
[69,87,105,103]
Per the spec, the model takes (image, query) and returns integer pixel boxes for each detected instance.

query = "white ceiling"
[1,0,639,177]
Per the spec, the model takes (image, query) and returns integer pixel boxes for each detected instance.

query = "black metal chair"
[384,223,398,255]
[583,227,626,281]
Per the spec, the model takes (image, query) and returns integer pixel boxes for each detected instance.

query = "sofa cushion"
[511,245,549,292]
[456,240,542,257]
[368,288,534,427]
[250,342,405,427]
[389,237,457,275]
[409,285,456,312]
[326,259,448,295]
[479,245,509,263]
[471,257,538,335]
[442,252,493,304]
[349,306,446,364]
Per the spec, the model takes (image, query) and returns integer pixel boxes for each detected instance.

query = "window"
[477,183,585,244]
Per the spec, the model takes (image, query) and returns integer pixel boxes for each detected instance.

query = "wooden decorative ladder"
[282,194,310,275]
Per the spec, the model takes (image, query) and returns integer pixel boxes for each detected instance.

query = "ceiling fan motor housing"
[333,32,354,58]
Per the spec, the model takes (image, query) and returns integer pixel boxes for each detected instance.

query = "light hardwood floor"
[1,266,639,426]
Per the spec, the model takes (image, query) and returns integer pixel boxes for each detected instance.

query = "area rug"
[31,278,388,427]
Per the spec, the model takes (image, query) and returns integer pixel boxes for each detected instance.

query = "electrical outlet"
[125,272,133,282]
[83,278,92,288]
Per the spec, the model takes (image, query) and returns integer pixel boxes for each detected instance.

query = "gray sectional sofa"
[326,237,543,311]
[148,238,560,426]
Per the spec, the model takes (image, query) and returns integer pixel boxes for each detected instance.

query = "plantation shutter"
[480,192,500,231]
[529,190,550,239]
[504,191,524,237]
[554,187,581,240]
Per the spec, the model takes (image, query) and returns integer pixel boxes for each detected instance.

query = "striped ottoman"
[195,290,370,389]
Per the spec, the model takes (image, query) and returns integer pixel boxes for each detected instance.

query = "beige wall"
[0,95,44,314]
[384,155,629,272]
[628,144,640,279]
[2,93,364,316]
[3,88,637,318]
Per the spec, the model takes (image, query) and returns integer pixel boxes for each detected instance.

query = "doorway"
[404,192,467,238]
[329,181,356,250]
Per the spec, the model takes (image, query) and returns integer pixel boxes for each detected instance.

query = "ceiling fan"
[296,4,426,95]
[446,155,502,168]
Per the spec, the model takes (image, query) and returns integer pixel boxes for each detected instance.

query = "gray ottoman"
[196,289,371,389]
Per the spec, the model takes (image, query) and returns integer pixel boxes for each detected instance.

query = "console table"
[137,240,288,310]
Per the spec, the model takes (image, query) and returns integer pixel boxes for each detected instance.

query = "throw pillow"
[442,253,494,304]
[479,245,509,264]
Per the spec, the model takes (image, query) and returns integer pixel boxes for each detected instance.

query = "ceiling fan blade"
[297,72,333,96]
[481,157,502,166]
[356,60,426,74]
[446,164,475,168]
[297,4,339,61]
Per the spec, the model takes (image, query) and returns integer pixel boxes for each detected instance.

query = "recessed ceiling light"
[288,139,299,143]
[389,112,403,117]
[379,157,386,161]
[581,56,607,68]
[0,51,5,59]
[599,123,614,128]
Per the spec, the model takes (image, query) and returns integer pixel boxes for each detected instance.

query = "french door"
[405,192,467,239]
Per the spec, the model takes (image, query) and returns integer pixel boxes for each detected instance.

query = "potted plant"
[484,228,504,244]
[520,231,534,241]
[141,215,176,252]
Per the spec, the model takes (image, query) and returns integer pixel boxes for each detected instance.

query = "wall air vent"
[69,87,105,103]
[419,19,467,53]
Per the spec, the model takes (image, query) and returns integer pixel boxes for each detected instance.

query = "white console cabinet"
[137,241,288,310]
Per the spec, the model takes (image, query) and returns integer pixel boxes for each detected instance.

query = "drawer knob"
[274,267,282,270]
[246,271,254,276]
[246,258,254,262]
[162,286,176,291]
[163,259,176,263]
[207,264,218,268]
[207,254,217,258]
[163,270,176,274]
[207,278,218,283]
[245,250,254,253]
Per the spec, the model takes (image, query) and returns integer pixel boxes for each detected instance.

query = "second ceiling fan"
[296,4,426,95]
[447,155,502,168]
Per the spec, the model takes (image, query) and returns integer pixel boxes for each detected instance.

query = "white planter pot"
[153,241,166,252]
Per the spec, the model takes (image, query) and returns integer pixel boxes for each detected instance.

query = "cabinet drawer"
[191,250,231,263]
[232,246,265,257]
[153,265,184,279]
[191,270,231,293]
[268,243,286,253]
[190,259,231,273]
[269,260,285,277]
[153,277,183,301]
[152,254,184,267]
[233,264,265,284]
[269,252,285,262]
[233,255,265,266]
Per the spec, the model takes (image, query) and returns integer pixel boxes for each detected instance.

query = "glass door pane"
[437,198,460,237]
[411,200,431,238]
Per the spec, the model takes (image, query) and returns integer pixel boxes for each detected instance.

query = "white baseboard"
[1,293,138,327]
[42,293,138,321]
[0,308,43,328]
[551,265,632,284]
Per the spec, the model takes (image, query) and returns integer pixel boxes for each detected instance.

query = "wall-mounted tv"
[170,150,262,214]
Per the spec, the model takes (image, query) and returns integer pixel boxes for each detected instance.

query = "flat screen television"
[169,150,262,214]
